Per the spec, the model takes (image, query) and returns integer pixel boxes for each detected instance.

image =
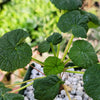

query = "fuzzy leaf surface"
[47,33,62,45]
[80,10,100,26]
[0,29,32,72]
[57,10,89,38]
[38,41,50,53]
[0,82,24,100]
[44,56,64,75]
[50,0,82,10]
[83,64,100,100]
[33,75,63,100]
[69,40,98,68]
[4,93,24,100]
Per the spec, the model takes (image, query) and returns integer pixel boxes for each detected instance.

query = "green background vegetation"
[0,0,61,45]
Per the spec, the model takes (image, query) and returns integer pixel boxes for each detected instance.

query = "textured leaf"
[57,10,89,38]
[80,10,100,27]
[50,0,82,10]
[38,41,50,53]
[0,82,24,100]
[0,82,5,87]
[47,33,62,45]
[44,56,64,75]
[0,82,11,95]
[4,93,24,100]
[72,26,86,38]
[33,75,63,100]
[83,64,100,100]
[0,29,32,72]
[69,40,98,68]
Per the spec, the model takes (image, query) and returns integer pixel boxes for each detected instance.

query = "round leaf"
[38,41,50,53]
[57,10,89,38]
[0,29,32,72]
[50,0,82,10]
[83,64,100,100]
[47,33,62,45]
[69,40,98,68]
[44,56,64,75]
[33,75,63,100]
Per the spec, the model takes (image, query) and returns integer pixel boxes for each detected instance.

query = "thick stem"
[6,77,45,88]
[32,57,44,66]
[57,44,60,57]
[61,34,74,62]
[62,84,71,100]
[10,82,33,93]
[66,70,84,74]
[50,43,56,57]
[66,66,80,69]
[64,58,71,65]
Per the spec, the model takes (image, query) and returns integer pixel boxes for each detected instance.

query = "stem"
[62,84,71,100]
[66,70,84,74]
[57,44,60,57]
[66,66,80,69]
[10,82,33,93]
[30,65,45,76]
[64,58,71,65]
[61,34,74,62]
[6,77,45,88]
[32,57,44,66]
[50,43,56,57]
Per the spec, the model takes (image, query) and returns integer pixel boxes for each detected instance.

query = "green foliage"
[44,56,64,75]
[57,10,89,38]
[47,33,62,45]
[83,64,100,100]
[3,93,24,100]
[38,41,50,53]
[33,75,63,100]
[0,29,32,72]
[69,40,98,68]
[50,0,82,10]
[0,82,24,100]
[0,0,60,45]
[80,10,100,26]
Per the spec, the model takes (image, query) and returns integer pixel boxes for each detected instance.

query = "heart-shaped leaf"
[69,40,98,68]
[0,29,32,72]
[38,41,50,53]
[50,0,82,11]
[47,33,62,45]
[33,75,63,100]
[83,64,100,100]
[57,10,89,38]
[44,56,64,75]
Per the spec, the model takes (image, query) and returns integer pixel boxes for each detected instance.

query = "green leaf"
[80,10,100,28]
[69,40,98,68]
[4,93,24,100]
[50,0,82,10]
[38,41,50,53]
[0,29,32,72]
[83,64,100,100]
[57,10,89,38]
[44,56,64,75]
[72,26,86,38]
[47,33,62,45]
[33,75,63,100]
[0,82,24,100]
[0,82,11,94]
